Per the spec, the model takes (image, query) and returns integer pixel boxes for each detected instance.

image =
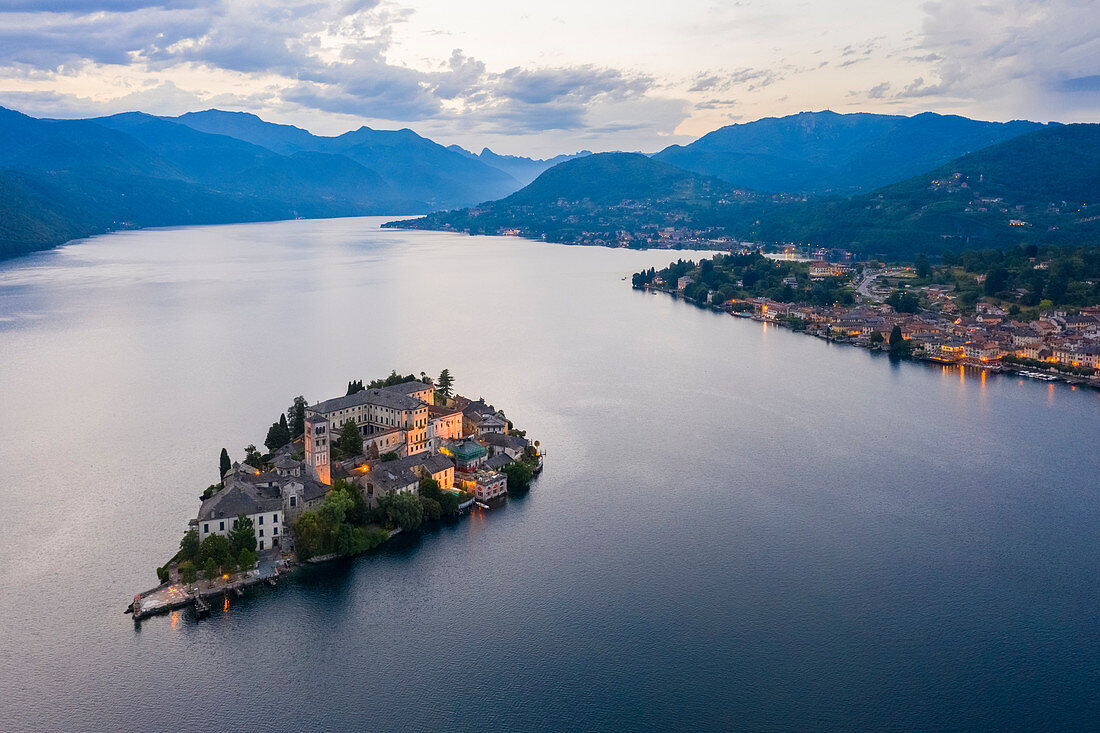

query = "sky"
[0,0,1097,156]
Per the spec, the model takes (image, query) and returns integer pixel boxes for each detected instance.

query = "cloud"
[688,67,779,93]
[914,0,1100,115]
[694,98,737,110]
[494,65,652,105]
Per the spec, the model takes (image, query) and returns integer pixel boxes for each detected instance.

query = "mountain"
[389,125,1100,258]
[653,111,1048,194]
[447,146,592,186]
[384,152,757,242]
[0,105,531,260]
[172,110,520,209]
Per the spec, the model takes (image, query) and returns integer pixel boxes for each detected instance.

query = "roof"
[305,413,328,424]
[198,480,281,521]
[382,381,432,397]
[379,451,455,478]
[309,391,372,415]
[480,432,528,450]
[487,454,514,470]
[271,454,300,470]
[310,387,424,415]
[362,388,423,411]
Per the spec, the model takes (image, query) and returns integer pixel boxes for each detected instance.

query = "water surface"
[0,217,1097,731]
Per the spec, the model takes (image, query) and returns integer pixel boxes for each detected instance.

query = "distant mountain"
[0,105,531,260]
[385,152,756,242]
[389,125,1100,258]
[753,122,1100,256]
[653,111,1048,194]
[172,110,520,209]
[447,146,592,186]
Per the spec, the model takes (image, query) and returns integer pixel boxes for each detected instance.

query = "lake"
[0,217,1097,731]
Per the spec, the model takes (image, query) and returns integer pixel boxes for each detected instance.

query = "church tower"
[304,413,331,486]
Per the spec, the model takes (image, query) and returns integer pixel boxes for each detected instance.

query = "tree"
[869,331,884,345]
[179,561,197,586]
[418,476,442,502]
[288,395,308,438]
[367,441,380,460]
[237,547,258,571]
[381,451,399,462]
[244,444,263,468]
[219,448,231,481]
[438,490,459,516]
[915,254,931,279]
[293,511,327,560]
[336,420,363,457]
[420,496,442,521]
[346,379,364,395]
[203,557,220,582]
[382,491,423,531]
[888,325,907,355]
[199,533,232,568]
[179,529,200,564]
[503,460,534,492]
[228,514,257,554]
[436,368,454,399]
[265,414,292,453]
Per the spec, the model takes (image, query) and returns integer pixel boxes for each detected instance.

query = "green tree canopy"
[380,491,423,531]
[503,460,534,492]
[203,557,220,582]
[228,514,257,555]
[179,529,200,564]
[198,533,233,568]
[265,414,292,453]
[179,560,197,586]
[335,419,363,457]
[436,368,454,399]
[219,448,231,481]
[244,444,263,468]
[288,395,308,438]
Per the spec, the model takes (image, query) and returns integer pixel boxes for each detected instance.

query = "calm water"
[0,217,1098,732]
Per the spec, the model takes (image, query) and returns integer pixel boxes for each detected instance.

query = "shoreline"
[650,287,1100,391]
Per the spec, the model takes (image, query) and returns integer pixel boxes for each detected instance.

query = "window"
[290,495,297,507]
[258,515,264,525]
[273,527,279,536]
[259,529,264,537]
[232,519,237,529]
[203,523,209,533]
[219,521,224,531]
[273,514,278,523]
[259,540,264,550]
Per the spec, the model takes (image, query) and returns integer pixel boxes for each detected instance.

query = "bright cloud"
[0,0,1096,155]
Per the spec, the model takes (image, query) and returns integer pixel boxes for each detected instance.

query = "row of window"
[202,513,279,535]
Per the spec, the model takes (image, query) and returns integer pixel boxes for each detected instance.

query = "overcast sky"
[0,0,1097,156]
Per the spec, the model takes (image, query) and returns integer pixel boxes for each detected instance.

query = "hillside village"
[635,249,1100,386]
[132,371,541,620]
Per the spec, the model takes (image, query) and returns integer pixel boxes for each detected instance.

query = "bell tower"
[304,413,331,485]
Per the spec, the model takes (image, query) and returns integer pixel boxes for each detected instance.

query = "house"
[442,438,488,472]
[677,275,694,291]
[195,479,284,552]
[479,431,529,460]
[307,385,432,456]
[462,469,507,503]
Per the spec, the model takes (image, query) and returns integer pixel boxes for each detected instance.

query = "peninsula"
[635,247,1100,388]
[129,370,543,621]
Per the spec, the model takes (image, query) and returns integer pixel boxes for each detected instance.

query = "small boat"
[475,501,490,510]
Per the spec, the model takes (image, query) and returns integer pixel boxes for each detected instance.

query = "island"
[634,246,1100,388]
[128,369,543,621]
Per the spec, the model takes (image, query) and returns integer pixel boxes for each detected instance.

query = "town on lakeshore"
[634,245,1100,388]
[129,370,543,621]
